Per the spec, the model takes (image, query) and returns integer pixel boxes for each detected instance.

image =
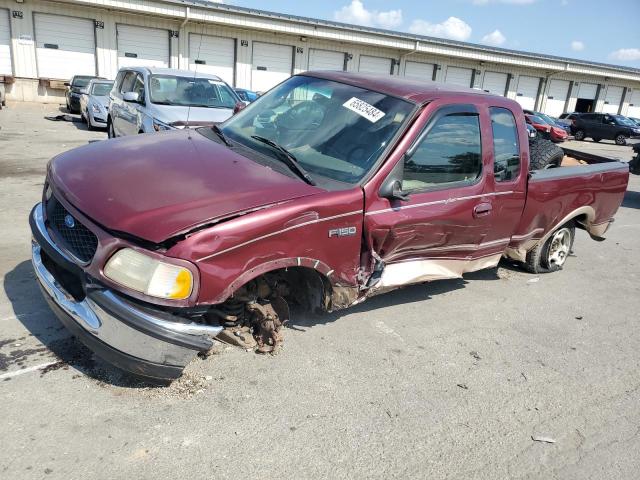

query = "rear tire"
[529,137,564,170]
[524,223,575,274]
[615,134,627,146]
[574,129,585,141]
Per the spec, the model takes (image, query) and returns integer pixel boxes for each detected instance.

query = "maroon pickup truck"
[29,72,629,381]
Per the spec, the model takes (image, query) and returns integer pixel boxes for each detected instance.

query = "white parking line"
[0,361,59,380]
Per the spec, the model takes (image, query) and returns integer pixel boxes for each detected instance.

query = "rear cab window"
[489,107,521,182]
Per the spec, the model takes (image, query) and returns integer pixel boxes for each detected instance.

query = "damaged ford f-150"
[29,72,630,382]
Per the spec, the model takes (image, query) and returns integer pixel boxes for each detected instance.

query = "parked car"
[107,67,243,138]
[557,112,581,126]
[571,113,640,145]
[234,88,259,104]
[525,114,568,142]
[65,75,101,113]
[29,72,629,381]
[80,79,114,130]
[523,110,570,133]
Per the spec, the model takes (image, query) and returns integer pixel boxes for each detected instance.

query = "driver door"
[364,102,500,289]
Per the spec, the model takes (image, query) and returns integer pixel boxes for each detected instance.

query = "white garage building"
[1,0,639,117]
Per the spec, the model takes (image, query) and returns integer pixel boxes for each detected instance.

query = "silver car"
[107,67,242,138]
[80,79,114,130]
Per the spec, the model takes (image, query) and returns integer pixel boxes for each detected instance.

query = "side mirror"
[64,82,70,87]
[380,179,409,202]
[233,101,246,115]
[123,91,140,103]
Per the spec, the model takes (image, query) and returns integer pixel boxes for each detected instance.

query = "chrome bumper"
[30,203,222,381]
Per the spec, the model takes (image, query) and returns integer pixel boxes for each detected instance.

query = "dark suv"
[571,113,640,145]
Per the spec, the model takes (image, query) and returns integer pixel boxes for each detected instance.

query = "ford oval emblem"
[64,214,75,229]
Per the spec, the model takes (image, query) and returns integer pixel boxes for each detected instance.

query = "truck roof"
[303,70,518,107]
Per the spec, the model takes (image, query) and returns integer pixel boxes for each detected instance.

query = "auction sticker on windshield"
[342,97,386,123]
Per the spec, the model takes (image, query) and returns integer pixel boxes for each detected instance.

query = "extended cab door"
[363,100,503,289]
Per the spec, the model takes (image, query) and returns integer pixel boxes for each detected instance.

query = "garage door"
[359,55,392,75]
[602,85,624,114]
[0,9,11,75]
[577,83,598,100]
[404,61,434,81]
[514,75,540,111]
[544,79,570,117]
[444,66,473,88]
[627,89,640,118]
[189,34,235,85]
[251,42,293,93]
[117,24,169,69]
[34,13,95,79]
[308,49,345,71]
[482,71,508,96]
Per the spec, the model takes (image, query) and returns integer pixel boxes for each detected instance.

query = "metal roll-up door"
[444,66,473,87]
[358,55,392,75]
[0,9,11,75]
[602,85,624,114]
[308,49,345,71]
[34,13,96,79]
[544,79,570,117]
[515,75,541,111]
[577,83,598,100]
[251,42,293,93]
[404,61,434,81]
[189,34,235,85]
[627,90,640,118]
[482,71,508,95]
[117,24,169,69]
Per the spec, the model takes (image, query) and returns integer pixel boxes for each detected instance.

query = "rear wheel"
[574,129,585,141]
[529,137,564,170]
[615,134,627,146]
[525,223,575,273]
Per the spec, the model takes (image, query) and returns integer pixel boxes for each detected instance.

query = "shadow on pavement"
[3,260,162,388]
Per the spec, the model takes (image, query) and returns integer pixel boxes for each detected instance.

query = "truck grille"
[47,196,98,263]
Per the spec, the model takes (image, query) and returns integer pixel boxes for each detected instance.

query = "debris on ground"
[457,383,469,390]
[44,114,83,123]
[527,277,540,284]
[575,316,583,320]
[469,351,481,361]
[531,435,556,443]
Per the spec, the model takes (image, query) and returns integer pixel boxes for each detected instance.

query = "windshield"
[528,115,547,125]
[537,113,557,125]
[220,75,414,184]
[149,75,237,108]
[612,115,636,126]
[72,76,93,87]
[91,82,113,96]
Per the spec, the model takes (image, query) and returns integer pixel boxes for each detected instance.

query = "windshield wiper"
[250,135,316,186]
[212,125,231,147]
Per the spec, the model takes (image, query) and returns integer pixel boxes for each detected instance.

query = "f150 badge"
[328,226,356,238]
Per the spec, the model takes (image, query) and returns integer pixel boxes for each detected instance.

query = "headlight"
[91,103,103,114]
[104,248,193,300]
[153,118,173,131]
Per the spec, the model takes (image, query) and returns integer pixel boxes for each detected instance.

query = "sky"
[222,0,640,68]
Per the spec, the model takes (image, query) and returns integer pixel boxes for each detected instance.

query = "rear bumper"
[30,203,222,381]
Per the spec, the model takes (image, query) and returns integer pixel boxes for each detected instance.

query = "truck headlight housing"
[104,248,193,300]
[91,103,103,114]
[153,118,173,131]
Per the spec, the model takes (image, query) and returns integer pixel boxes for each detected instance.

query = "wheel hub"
[547,228,571,267]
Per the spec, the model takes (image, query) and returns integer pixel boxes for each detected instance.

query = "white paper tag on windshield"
[342,97,386,123]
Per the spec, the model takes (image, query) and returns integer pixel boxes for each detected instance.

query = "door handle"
[473,202,492,218]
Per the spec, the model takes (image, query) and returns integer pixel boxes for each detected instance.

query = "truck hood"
[156,106,234,127]
[49,130,320,243]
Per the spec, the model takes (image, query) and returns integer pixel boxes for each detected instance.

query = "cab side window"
[131,74,145,99]
[113,71,125,96]
[120,71,136,94]
[490,107,521,182]
[402,113,482,191]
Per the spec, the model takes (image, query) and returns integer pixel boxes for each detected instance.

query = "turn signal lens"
[104,248,193,300]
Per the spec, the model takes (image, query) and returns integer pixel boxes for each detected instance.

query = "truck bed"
[505,152,629,262]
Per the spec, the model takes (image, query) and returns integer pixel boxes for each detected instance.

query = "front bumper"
[30,203,223,381]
